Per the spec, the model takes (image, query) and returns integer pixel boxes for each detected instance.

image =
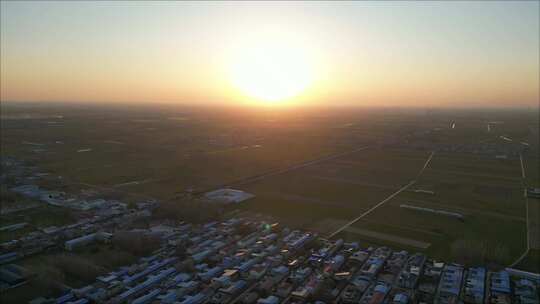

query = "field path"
[520,153,526,179]
[328,151,435,239]
[256,191,354,207]
[310,176,397,190]
[509,153,537,267]
[528,198,540,250]
[403,199,525,222]
[328,180,416,238]
[521,154,540,250]
[422,169,522,182]
[416,151,435,178]
[344,227,431,249]
[232,146,372,186]
[188,145,372,197]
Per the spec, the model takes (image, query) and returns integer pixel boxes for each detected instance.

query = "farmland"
[236,146,529,265]
[353,151,526,263]
[1,102,538,269]
[233,112,538,266]
[236,148,430,227]
[2,103,432,200]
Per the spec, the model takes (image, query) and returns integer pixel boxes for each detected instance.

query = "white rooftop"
[204,189,255,204]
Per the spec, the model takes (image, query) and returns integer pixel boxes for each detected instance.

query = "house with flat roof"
[204,189,255,204]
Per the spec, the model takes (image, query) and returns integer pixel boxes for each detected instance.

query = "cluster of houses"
[0,156,161,263]
[0,205,154,265]
[1,156,157,213]
[0,263,33,292]
[9,183,133,211]
[0,157,165,293]
[0,203,157,292]
[28,218,539,304]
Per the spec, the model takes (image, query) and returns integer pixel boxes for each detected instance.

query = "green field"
[238,148,529,266]
[1,103,538,271]
[2,103,420,200]
[237,148,428,229]
[341,152,528,266]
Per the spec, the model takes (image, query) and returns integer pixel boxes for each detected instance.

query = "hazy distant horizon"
[1,1,539,108]
[2,100,538,112]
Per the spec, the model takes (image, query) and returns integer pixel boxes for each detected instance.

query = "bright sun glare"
[229,40,315,104]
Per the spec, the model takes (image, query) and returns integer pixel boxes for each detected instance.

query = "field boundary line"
[328,150,434,239]
[509,247,529,268]
[509,153,530,268]
[416,151,435,178]
[327,180,416,238]
[422,169,522,182]
[186,145,373,197]
[401,198,526,222]
[343,226,431,249]
[76,182,156,201]
[519,153,526,179]
[310,176,398,190]
[233,146,372,185]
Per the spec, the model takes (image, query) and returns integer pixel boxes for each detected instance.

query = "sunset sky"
[1,1,538,107]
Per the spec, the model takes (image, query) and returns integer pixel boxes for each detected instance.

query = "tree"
[112,231,161,256]
[51,254,104,282]
[153,198,222,223]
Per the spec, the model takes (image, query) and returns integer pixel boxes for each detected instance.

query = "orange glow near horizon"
[1,2,538,108]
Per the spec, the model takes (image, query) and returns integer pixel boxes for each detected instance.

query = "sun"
[228,40,315,104]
